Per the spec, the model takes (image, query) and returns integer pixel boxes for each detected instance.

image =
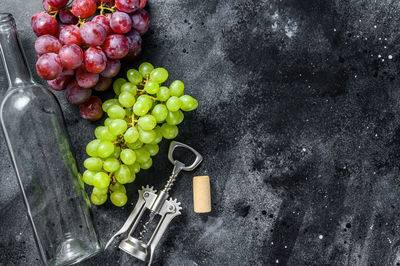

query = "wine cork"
[193,176,211,213]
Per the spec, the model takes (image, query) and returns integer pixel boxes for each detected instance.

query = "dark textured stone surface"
[2,0,400,265]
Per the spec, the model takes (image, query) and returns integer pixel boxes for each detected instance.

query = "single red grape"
[80,21,107,46]
[76,66,99,88]
[101,59,120,78]
[93,76,112,91]
[32,13,58,36]
[59,44,84,69]
[115,0,139,13]
[34,34,62,55]
[65,79,92,105]
[84,47,107,74]
[47,69,74,91]
[56,24,65,38]
[62,69,75,76]
[79,96,103,121]
[36,53,63,80]
[31,11,46,27]
[92,15,113,35]
[59,9,79,24]
[139,0,146,8]
[59,25,83,45]
[101,34,129,59]
[109,12,132,34]
[126,45,141,59]
[71,0,97,19]
[130,8,149,35]
[125,29,141,53]
[48,0,69,10]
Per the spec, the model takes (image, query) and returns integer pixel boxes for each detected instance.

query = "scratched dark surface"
[2,0,400,265]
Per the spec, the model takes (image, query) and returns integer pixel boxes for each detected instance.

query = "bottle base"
[50,237,101,266]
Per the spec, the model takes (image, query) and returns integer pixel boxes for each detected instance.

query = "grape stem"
[76,17,86,27]
[47,10,59,18]
[98,1,116,15]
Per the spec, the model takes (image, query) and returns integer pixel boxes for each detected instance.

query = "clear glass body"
[0,14,101,265]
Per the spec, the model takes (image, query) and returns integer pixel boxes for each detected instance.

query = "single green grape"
[139,129,156,143]
[113,78,127,95]
[91,193,107,205]
[138,114,157,130]
[137,95,153,108]
[104,117,113,127]
[93,172,110,189]
[110,191,127,207]
[180,95,198,111]
[187,99,198,111]
[133,101,150,116]
[157,86,170,101]
[86,139,101,157]
[151,104,168,123]
[166,110,184,125]
[144,144,159,156]
[124,127,139,143]
[144,80,160,94]
[103,158,120,172]
[119,91,136,108]
[110,182,126,193]
[129,162,141,174]
[134,147,150,164]
[115,165,131,184]
[92,187,108,195]
[108,119,128,136]
[169,80,184,96]
[160,124,179,139]
[120,149,136,165]
[84,157,103,171]
[96,140,115,158]
[151,126,163,144]
[166,96,182,112]
[111,146,121,158]
[140,158,153,169]
[102,99,119,112]
[127,69,143,84]
[127,139,143,150]
[95,126,116,141]
[83,170,96,185]
[150,68,168,83]
[107,104,126,119]
[127,173,136,183]
[139,62,154,76]
[121,82,138,95]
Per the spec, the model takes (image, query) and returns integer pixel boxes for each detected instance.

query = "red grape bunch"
[31,0,150,121]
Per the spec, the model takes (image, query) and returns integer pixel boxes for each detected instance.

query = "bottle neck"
[0,13,34,90]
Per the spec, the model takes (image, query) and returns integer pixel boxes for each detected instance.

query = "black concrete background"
[2,0,400,265]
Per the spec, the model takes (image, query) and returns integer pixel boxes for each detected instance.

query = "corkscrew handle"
[168,141,203,171]
[163,141,203,193]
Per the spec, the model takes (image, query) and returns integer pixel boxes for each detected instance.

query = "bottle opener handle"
[168,141,203,171]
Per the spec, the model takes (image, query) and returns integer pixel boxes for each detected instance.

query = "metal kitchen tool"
[105,141,203,264]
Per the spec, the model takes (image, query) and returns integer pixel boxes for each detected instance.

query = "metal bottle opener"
[105,141,203,265]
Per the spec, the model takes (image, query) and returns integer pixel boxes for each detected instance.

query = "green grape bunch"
[82,62,198,207]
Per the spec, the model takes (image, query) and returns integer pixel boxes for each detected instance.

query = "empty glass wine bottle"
[0,14,101,265]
